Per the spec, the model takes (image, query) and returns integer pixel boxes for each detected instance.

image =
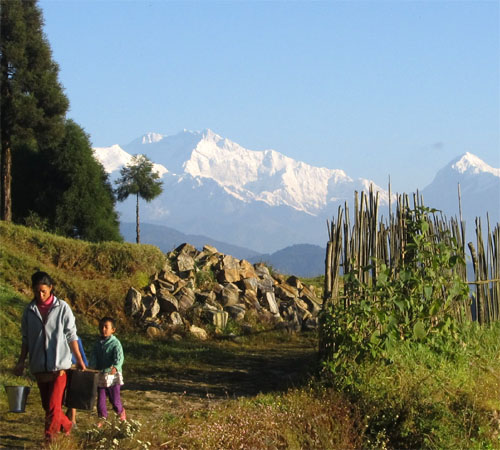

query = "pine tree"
[115,155,163,244]
[1,0,68,221]
[49,120,122,242]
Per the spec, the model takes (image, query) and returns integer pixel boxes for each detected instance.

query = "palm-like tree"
[115,154,163,243]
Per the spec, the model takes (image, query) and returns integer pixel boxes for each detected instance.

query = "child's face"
[99,321,115,338]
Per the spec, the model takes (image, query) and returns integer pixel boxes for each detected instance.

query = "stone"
[300,291,322,315]
[224,304,246,321]
[221,283,241,307]
[241,290,261,310]
[159,270,181,285]
[217,268,240,283]
[158,293,179,315]
[220,254,240,269]
[257,275,274,295]
[176,287,195,312]
[124,287,144,317]
[189,324,208,340]
[275,284,298,301]
[203,309,228,329]
[239,260,257,279]
[149,283,156,296]
[203,244,218,254]
[177,253,195,272]
[170,311,183,326]
[146,326,161,338]
[239,277,259,292]
[171,334,183,341]
[195,291,217,306]
[254,263,270,278]
[142,295,160,319]
[262,291,279,315]
[175,242,197,257]
[287,276,303,290]
[156,279,175,293]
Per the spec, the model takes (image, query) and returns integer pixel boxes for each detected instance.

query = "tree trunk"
[136,193,140,244]
[1,141,12,222]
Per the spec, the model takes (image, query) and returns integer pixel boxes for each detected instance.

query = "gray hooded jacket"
[21,296,78,374]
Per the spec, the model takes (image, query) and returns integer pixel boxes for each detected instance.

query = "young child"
[89,317,126,424]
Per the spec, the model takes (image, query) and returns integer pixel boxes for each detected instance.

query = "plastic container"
[5,385,30,413]
[64,369,99,410]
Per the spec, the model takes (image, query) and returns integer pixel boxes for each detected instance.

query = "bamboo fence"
[323,186,499,324]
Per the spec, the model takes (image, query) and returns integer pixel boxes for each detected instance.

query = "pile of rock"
[124,243,322,339]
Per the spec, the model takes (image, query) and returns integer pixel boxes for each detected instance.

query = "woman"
[13,271,86,443]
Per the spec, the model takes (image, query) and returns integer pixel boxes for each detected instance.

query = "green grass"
[322,321,500,449]
[1,221,499,449]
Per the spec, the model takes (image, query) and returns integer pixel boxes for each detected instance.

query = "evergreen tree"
[50,120,122,242]
[115,155,163,244]
[1,0,68,221]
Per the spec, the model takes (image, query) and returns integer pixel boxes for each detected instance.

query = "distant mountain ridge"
[422,152,500,226]
[94,129,390,252]
[94,130,499,253]
[119,222,260,261]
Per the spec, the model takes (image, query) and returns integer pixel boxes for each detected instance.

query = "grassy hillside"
[1,222,499,449]
[0,221,166,326]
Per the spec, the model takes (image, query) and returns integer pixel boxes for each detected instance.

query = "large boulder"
[224,304,246,321]
[189,324,208,340]
[262,291,280,315]
[254,263,270,278]
[239,277,259,293]
[241,290,261,310]
[125,287,144,317]
[275,284,299,301]
[221,283,241,307]
[239,260,257,279]
[176,287,195,312]
[177,253,195,272]
[216,255,241,283]
[158,290,179,315]
[142,295,160,319]
[203,309,229,329]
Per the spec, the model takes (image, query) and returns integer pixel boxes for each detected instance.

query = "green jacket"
[89,334,124,373]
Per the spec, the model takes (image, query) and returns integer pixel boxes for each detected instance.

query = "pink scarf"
[36,294,54,322]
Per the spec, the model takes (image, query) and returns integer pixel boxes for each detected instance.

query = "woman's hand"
[13,361,24,377]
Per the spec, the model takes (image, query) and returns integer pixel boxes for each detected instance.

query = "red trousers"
[37,371,72,440]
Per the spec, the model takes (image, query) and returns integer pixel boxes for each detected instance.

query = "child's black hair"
[31,271,54,288]
[99,316,116,328]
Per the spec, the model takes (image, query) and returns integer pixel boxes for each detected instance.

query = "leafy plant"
[320,206,470,374]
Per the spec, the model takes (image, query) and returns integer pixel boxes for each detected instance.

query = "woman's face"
[33,283,53,303]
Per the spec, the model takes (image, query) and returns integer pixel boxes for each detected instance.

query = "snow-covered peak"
[451,152,500,177]
[93,144,132,174]
[141,132,166,144]
[93,144,168,177]
[94,129,390,215]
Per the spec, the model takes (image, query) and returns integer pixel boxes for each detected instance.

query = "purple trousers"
[97,384,123,418]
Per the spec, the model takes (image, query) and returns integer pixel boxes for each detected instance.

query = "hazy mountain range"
[94,129,499,276]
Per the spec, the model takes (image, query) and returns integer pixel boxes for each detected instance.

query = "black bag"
[64,369,99,410]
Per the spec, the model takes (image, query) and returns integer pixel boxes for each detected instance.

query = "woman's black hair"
[31,271,54,287]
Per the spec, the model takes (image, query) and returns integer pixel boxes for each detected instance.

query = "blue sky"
[39,0,499,194]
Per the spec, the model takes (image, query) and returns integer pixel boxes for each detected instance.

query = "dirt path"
[0,334,318,449]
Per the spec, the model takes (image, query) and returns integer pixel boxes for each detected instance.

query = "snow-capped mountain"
[93,130,499,253]
[110,129,391,215]
[422,152,500,226]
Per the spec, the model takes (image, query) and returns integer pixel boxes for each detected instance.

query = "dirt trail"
[0,335,318,449]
